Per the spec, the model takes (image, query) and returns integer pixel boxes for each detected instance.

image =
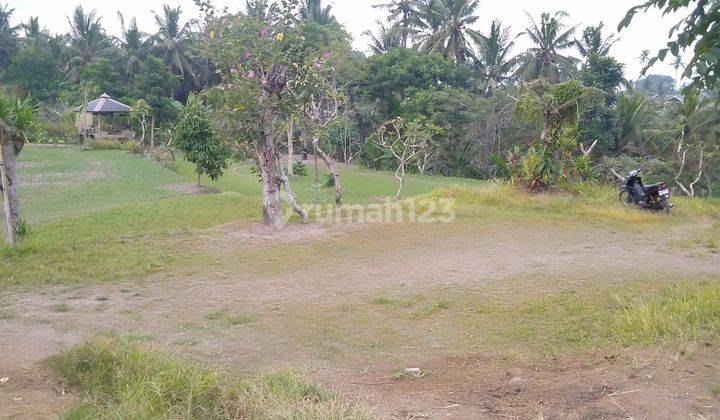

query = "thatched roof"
[74,93,131,113]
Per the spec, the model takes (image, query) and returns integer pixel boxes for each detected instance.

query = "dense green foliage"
[0,0,718,196]
[173,96,231,184]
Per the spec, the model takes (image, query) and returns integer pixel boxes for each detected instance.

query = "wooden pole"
[150,114,155,150]
[0,146,14,246]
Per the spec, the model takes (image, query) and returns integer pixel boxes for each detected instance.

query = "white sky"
[8,0,687,82]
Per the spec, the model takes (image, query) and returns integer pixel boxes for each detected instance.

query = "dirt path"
[1,219,719,418]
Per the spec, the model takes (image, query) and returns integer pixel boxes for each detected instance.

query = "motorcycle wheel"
[662,196,671,214]
[619,190,633,207]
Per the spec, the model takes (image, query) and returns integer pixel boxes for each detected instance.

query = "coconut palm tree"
[373,0,418,47]
[65,6,113,81]
[515,11,579,82]
[152,5,199,87]
[671,55,684,87]
[116,13,150,77]
[415,0,483,63]
[299,0,335,25]
[0,3,19,69]
[637,49,650,66]
[363,20,403,55]
[20,16,47,50]
[474,20,518,97]
[574,22,617,58]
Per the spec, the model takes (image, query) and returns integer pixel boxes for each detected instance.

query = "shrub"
[84,139,139,151]
[292,160,308,176]
[47,337,369,419]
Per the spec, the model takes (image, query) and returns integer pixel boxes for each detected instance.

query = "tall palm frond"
[474,20,518,96]
[415,0,483,63]
[363,20,403,55]
[299,0,335,25]
[515,11,580,82]
[574,22,617,58]
[65,6,113,81]
[151,5,200,87]
[116,13,150,76]
[0,3,19,68]
[373,0,419,47]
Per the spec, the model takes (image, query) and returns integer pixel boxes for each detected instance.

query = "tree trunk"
[150,115,155,150]
[258,102,284,228]
[1,140,21,245]
[278,154,308,223]
[312,135,342,206]
[197,172,201,187]
[394,163,405,201]
[287,117,294,176]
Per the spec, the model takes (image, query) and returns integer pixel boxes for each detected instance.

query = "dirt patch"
[165,183,221,195]
[0,362,75,419]
[1,218,719,417]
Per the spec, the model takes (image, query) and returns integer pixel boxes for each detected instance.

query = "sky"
[8,0,688,82]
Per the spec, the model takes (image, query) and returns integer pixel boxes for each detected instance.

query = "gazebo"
[74,93,133,140]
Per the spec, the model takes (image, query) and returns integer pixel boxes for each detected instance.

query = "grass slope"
[20,145,185,222]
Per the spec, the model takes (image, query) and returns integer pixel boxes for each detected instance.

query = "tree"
[473,20,517,97]
[574,22,617,58]
[152,5,200,90]
[579,53,625,152]
[202,5,310,227]
[116,13,150,77]
[363,21,403,55]
[634,74,676,97]
[80,58,126,99]
[415,0,483,62]
[65,6,112,81]
[5,48,63,101]
[131,99,152,144]
[0,91,35,245]
[373,0,418,47]
[372,117,442,200]
[620,0,720,91]
[514,80,604,190]
[516,11,579,82]
[132,56,182,123]
[299,0,335,25]
[0,3,19,70]
[173,95,231,187]
[637,49,650,66]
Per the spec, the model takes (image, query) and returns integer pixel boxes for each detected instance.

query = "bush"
[292,160,308,176]
[47,337,369,419]
[84,139,139,151]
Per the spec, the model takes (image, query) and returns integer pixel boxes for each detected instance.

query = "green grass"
[0,192,260,288]
[48,337,369,419]
[20,145,185,223]
[174,157,482,205]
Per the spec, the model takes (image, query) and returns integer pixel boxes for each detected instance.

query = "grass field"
[2,145,720,418]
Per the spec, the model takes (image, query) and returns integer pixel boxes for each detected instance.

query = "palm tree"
[65,6,113,81]
[116,13,150,77]
[515,11,579,82]
[0,3,19,69]
[671,55,684,87]
[637,49,650,66]
[363,20,403,54]
[152,5,199,87]
[415,0,483,63]
[373,0,418,47]
[299,0,335,25]
[474,20,518,96]
[574,22,617,58]
[245,0,278,22]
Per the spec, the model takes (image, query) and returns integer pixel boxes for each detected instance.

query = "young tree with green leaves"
[0,91,35,245]
[130,99,152,145]
[173,95,231,187]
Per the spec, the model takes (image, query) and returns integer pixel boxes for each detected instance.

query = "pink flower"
[323,51,332,59]
[244,51,252,59]
[260,28,269,37]
[247,70,256,79]
[230,67,238,74]
[313,61,323,69]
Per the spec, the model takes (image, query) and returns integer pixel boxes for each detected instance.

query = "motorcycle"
[618,169,673,213]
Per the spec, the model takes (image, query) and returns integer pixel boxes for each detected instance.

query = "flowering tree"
[199,0,312,227]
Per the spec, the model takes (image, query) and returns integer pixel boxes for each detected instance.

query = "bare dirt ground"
[1,218,719,418]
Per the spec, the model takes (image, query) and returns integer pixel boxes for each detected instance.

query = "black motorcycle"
[618,169,672,213]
